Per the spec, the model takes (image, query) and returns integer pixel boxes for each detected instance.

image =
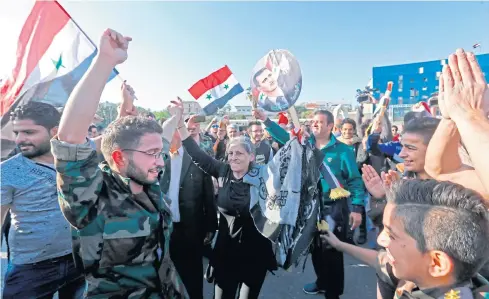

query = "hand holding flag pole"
[366,81,393,135]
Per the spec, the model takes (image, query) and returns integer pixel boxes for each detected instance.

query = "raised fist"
[98,29,132,66]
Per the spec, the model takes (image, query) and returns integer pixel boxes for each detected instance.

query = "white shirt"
[168,147,184,222]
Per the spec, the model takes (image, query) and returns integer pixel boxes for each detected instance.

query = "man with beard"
[50,29,187,298]
[248,121,273,165]
[185,115,214,157]
[1,101,85,298]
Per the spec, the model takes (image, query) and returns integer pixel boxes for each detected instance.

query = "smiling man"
[253,108,365,299]
[321,179,489,299]
[398,117,440,179]
[1,101,85,298]
[248,121,273,165]
[50,29,187,298]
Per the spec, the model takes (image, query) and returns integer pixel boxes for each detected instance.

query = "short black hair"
[313,110,334,125]
[10,101,61,130]
[101,116,163,165]
[88,125,97,132]
[253,68,267,87]
[340,118,356,130]
[248,120,262,129]
[403,117,440,145]
[388,179,489,282]
[392,125,398,131]
[403,111,430,125]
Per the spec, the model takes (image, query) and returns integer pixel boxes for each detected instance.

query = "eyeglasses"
[122,149,168,160]
[211,125,219,129]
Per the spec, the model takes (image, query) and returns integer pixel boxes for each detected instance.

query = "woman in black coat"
[174,115,277,299]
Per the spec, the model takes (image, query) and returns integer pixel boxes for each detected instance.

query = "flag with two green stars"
[188,65,244,115]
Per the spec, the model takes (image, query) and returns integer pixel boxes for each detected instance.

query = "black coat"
[160,149,218,242]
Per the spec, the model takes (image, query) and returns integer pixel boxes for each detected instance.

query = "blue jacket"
[367,133,403,162]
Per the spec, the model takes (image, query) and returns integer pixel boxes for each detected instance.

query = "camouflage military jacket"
[199,133,215,157]
[51,138,188,299]
[376,250,489,299]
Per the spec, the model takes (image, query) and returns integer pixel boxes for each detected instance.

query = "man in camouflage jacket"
[51,29,188,298]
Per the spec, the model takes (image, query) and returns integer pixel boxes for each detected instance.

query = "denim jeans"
[3,254,86,299]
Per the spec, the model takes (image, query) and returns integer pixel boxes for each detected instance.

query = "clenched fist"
[98,29,132,66]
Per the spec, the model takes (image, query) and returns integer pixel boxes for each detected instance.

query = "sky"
[1,1,489,111]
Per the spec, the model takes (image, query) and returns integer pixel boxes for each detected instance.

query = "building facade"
[182,101,203,115]
[372,53,489,105]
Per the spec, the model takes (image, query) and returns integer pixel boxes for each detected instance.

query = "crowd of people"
[1,28,489,299]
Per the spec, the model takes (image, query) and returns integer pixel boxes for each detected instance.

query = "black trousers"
[170,224,204,299]
[213,263,267,299]
[312,199,350,298]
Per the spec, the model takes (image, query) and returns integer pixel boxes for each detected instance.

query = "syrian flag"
[188,66,244,115]
[473,43,481,49]
[0,0,117,157]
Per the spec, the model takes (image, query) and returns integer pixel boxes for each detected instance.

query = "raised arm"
[171,104,226,178]
[355,105,364,138]
[441,49,489,198]
[424,118,487,199]
[252,109,290,145]
[90,82,139,153]
[57,29,131,144]
[380,111,393,142]
[50,29,131,227]
[425,118,464,176]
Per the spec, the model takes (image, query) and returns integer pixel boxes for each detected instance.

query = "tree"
[96,102,118,127]
[300,110,314,119]
[218,104,232,116]
[153,110,170,120]
[295,105,307,114]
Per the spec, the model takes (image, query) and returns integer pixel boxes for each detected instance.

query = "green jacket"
[263,119,365,210]
[51,137,188,299]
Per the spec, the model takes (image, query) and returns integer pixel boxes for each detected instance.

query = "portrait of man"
[251,50,302,112]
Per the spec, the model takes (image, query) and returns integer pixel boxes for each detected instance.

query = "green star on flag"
[260,93,265,100]
[223,84,229,90]
[52,54,65,72]
[206,94,212,100]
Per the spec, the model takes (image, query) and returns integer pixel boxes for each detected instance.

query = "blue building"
[372,53,489,105]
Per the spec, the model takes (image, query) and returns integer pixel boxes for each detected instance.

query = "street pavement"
[1,236,377,299]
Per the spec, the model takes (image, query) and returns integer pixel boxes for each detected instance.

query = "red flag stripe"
[188,65,232,100]
[0,0,70,115]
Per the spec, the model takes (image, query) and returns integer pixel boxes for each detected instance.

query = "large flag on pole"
[0,0,117,158]
[188,65,244,115]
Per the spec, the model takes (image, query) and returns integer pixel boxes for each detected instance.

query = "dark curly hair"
[10,101,61,130]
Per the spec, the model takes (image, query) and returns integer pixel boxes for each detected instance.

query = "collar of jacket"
[309,133,338,150]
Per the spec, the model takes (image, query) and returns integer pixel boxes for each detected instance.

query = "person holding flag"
[253,108,364,299]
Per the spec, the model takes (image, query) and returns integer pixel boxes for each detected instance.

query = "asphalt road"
[202,255,377,299]
[1,236,377,299]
